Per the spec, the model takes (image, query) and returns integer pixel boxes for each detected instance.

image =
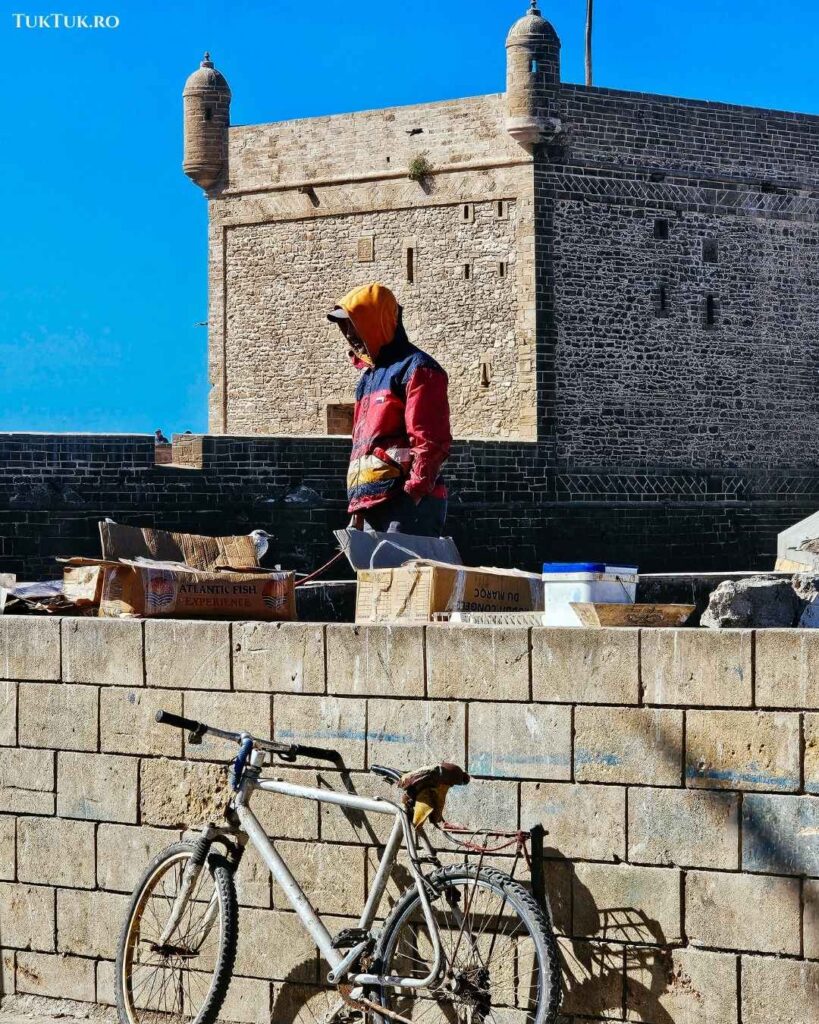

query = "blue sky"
[1,0,817,434]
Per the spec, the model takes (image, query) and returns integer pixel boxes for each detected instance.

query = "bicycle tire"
[374,864,561,1024]
[115,840,239,1024]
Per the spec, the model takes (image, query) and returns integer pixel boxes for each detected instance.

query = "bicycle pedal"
[331,927,370,950]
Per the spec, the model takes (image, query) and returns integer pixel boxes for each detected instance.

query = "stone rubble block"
[233,621,325,694]
[686,869,800,954]
[741,955,819,1023]
[100,686,183,757]
[15,951,95,1002]
[0,748,54,815]
[274,694,366,769]
[469,702,571,780]
[140,757,229,828]
[574,706,683,785]
[17,816,95,888]
[0,615,61,681]
[426,625,529,700]
[0,881,54,951]
[700,575,800,628]
[625,947,738,1024]
[572,862,682,945]
[57,751,138,823]
[62,617,144,687]
[685,709,800,792]
[367,697,465,769]
[741,793,819,875]
[641,628,752,706]
[532,627,639,704]
[183,690,271,761]
[18,682,99,752]
[56,888,130,958]
[755,628,819,708]
[520,782,625,861]
[327,624,424,697]
[628,788,739,869]
[145,619,231,689]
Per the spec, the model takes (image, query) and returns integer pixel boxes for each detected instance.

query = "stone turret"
[505,1,561,146]
[183,52,231,196]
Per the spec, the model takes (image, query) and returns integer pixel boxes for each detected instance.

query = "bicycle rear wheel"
[115,840,238,1024]
[375,865,561,1024]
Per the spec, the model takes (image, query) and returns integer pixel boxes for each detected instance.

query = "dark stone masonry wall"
[1,433,816,581]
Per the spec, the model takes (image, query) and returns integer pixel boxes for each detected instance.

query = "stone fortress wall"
[2,617,819,1023]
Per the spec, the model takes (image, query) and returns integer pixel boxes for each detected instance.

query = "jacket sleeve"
[402,365,452,500]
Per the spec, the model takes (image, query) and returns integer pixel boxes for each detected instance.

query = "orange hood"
[336,283,399,363]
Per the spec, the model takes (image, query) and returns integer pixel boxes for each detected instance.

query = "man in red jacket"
[327,283,452,536]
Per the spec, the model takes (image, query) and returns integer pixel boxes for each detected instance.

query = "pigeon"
[249,529,272,559]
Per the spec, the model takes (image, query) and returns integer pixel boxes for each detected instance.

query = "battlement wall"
[1,618,818,1022]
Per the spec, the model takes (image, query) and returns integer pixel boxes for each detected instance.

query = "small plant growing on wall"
[408,155,433,182]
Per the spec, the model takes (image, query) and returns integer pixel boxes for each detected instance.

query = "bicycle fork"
[156,828,225,950]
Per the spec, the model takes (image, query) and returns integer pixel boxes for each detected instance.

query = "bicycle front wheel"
[115,840,239,1024]
[375,865,561,1024]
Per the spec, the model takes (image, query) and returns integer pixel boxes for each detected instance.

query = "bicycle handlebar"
[154,710,341,764]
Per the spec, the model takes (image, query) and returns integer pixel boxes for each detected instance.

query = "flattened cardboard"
[99,561,296,620]
[355,561,544,623]
[98,521,259,571]
[62,564,105,606]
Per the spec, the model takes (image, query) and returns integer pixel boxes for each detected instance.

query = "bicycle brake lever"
[187,723,207,746]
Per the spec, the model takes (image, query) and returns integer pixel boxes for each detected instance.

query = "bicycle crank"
[338,983,415,1024]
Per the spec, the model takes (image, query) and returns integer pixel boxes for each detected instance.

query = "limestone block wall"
[2,618,819,1022]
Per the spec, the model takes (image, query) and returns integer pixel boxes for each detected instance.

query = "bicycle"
[115,710,562,1024]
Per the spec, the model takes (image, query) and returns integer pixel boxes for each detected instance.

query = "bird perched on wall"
[249,529,272,560]
[154,429,170,445]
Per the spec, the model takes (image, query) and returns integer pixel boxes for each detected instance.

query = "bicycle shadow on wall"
[543,849,675,1023]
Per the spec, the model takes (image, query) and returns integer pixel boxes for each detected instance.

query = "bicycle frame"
[232,770,445,991]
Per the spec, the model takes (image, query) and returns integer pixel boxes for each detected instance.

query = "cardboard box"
[99,560,296,620]
[98,521,259,571]
[62,561,105,606]
[355,561,544,624]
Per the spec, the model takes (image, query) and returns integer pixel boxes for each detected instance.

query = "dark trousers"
[361,491,447,537]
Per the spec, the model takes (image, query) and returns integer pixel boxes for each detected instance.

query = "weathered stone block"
[57,889,130,958]
[701,576,800,629]
[274,694,366,769]
[574,707,683,785]
[469,702,571,780]
[532,627,639,704]
[740,955,819,1023]
[426,625,529,700]
[327,624,424,697]
[2,949,13,996]
[234,908,317,981]
[100,686,183,756]
[625,948,738,1024]
[183,690,271,760]
[0,615,60,681]
[741,794,819,875]
[234,841,271,908]
[806,713,819,794]
[15,951,95,1001]
[97,823,179,892]
[368,697,465,769]
[686,710,800,791]
[57,751,138,823]
[250,766,320,841]
[559,937,625,1018]
[0,748,54,815]
[274,840,365,915]
[686,870,800,954]
[0,681,16,745]
[145,620,230,689]
[0,882,54,950]
[0,814,14,880]
[641,628,752,706]
[521,783,625,861]
[140,757,229,828]
[314,769,393,845]
[572,863,682,945]
[805,878,819,960]
[18,682,98,751]
[234,621,325,694]
[628,788,739,869]
[216,975,272,1024]
[62,617,144,687]
[756,629,819,709]
[445,776,519,833]
[17,816,95,888]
